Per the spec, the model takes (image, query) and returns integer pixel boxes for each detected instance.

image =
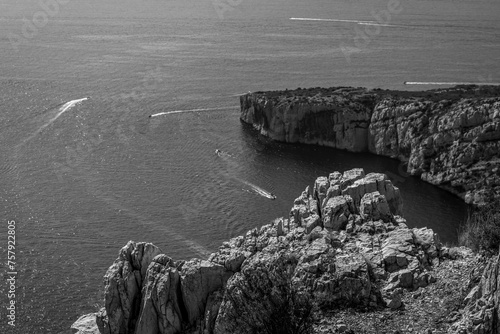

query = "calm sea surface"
[1,0,499,332]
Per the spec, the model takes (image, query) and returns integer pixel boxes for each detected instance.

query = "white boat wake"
[240,179,276,200]
[149,106,238,118]
[19,97,89,146]
[357,22,403,27]
[228,91,252,97]
[291,17,370,23]
[405,81,500,85]
[290,17,405,28]
[214,149,276,200]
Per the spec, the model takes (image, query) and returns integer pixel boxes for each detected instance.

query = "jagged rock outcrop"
[134,255,181,334]
[240,86,500,206]
[76,169,454,334]
[450,253,500,334]
[96,241,162,334]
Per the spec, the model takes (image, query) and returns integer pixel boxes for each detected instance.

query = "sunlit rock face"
[240,87,375,152]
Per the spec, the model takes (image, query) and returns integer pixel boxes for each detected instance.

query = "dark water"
[1,0,498,332]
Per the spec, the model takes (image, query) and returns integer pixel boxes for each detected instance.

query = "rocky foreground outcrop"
[72,169,498,334]
[240,86,500,206]
[450,252,500,334]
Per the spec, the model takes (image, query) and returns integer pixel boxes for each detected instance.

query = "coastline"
[240,85,500,207]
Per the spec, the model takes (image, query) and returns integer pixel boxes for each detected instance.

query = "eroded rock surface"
[71,313,99,334]
[96,241,161,334]
[370,96,500,207]
[450,253,500,334]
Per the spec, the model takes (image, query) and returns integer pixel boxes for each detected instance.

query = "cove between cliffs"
[239,85,500,208]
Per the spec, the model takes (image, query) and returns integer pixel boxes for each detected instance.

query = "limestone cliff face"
[241,86,500,206]
[79,169,452,334]
[369,96,500,206]
[240,88,375,152]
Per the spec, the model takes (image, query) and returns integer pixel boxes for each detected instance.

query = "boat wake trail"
[239,179,276,200]
[228,91,252,97]
[290,17,405,27]
[405,81,500,86]
[149,106,238,118]
[215,149,234,159]
[214,149,276,200]
[19,97,89,146]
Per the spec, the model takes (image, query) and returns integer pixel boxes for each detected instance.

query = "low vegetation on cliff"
[459,205,500,254]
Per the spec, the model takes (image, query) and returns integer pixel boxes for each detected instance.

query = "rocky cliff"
[72,169,490,334]
[240,86,500,206]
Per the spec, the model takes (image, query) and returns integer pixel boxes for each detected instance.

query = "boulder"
[359,191,392,222]
[413,227,440,259]
[384,269,414,291]
[342,173,403,216]
[71,313,99,334]
[340,168,366,189]
[384,288,403,310]
[322,195,355,230]
[381,229,416,272]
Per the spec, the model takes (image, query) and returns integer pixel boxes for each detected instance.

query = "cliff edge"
[240,86,500,206]
[72,169,498,334]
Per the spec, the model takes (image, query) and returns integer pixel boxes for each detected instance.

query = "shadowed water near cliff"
[237,122,467,244]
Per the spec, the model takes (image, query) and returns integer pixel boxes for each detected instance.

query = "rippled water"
[1,0,498,332]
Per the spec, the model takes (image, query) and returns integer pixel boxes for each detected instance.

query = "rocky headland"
[240,85,500,206]
[73,169,500,334]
